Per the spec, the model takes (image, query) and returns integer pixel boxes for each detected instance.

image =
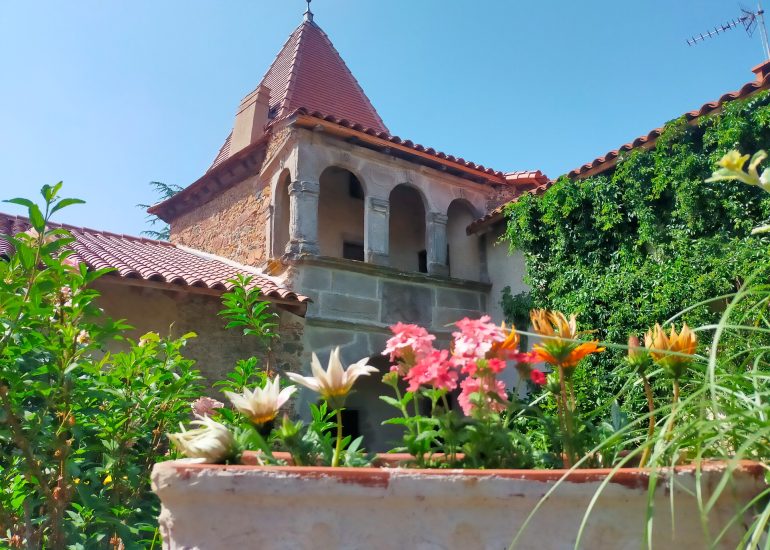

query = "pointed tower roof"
[258,15,388,133]
[208,13,388,170]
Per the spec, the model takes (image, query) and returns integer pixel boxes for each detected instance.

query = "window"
[348,174,364,200]
[343,241,365,261]
[418,249,427,273]
[340,409,361,441]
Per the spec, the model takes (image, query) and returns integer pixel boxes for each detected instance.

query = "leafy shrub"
[0,185,203,548]
[502,90,770,414]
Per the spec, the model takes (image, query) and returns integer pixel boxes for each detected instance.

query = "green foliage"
[500,287,532,327]
[0,186,203,548]
[502,90,770,412]
[219,275,279,344]
[272,402,371,467]
[136,181,182,241]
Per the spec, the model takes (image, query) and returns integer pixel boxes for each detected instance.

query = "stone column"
[286,180,320,256]
[426,212,449,277]
[365,196,390,265]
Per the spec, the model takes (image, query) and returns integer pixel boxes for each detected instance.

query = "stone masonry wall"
[169,174,271,267]
[91,280,304,395]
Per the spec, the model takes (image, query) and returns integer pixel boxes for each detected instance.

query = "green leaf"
[4,197,35,208]
[50,197,86,215]
[28,204,45,231]
[378,395,402,409]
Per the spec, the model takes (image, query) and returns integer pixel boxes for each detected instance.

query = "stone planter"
[152,456,765,549]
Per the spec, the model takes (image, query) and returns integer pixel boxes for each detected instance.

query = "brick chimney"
[231,85,271,155]
[751,60,770,82]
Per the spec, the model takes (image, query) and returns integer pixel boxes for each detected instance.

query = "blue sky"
[0,1,766,236]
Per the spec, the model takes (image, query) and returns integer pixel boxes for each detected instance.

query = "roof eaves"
[287,108,507,184]
[567,73,770,180]
[148,134,270,222]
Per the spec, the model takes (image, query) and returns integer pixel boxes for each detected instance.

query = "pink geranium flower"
[529,369,547,386]
[404,349,458,392]
[383,323,436,374]
[452,316,507,376]
[458,376,508,416]
[487,358,507,373]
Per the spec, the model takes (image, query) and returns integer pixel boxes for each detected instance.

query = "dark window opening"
[348,174,364,200]
[418,250,428,273]
[340,409,361,441]
[343,241,365,261]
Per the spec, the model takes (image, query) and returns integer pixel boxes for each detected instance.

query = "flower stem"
[665,379,680,442]
[639,373,655,468]
[558,366,576,467]
[332,408,344,467]
[440,393,451,413]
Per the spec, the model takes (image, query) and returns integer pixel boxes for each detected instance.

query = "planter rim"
[155,456,766,489]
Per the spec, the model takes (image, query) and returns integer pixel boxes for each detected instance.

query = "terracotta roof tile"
[466,180,550,234]
[0,212,309,305]
[469,66,770,233]
[568,71,770,179]
[288,108,508,181]
[210,132,232,170]
[208,17,387,171]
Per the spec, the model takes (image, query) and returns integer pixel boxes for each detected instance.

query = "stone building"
[143,8,538,448]
[0,10,770,450]
[7,9,766,450]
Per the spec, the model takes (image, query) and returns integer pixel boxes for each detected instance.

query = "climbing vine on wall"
[502,90,770,406]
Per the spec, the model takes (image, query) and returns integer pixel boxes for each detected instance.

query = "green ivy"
[502,89,770,408]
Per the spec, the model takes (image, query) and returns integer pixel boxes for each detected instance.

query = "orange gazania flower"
[530,309,578,340]
[487,322,520,359]
[644,323,697,378]
[533,341,604,368]
[530,309,604,369]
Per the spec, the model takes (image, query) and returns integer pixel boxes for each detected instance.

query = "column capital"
[428,212,448,225]
[368,196,390,213]
[288,180,320,196]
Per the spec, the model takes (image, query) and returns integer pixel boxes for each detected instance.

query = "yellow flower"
[530,309,603,369]
[103,474,112,485]
[224,376,296,425]
[286,347,378,407]
[717,150,750,172]
[644,323,697,379]
[707,149,769,191]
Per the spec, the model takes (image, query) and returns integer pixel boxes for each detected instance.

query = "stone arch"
[389,183,427,273]
[272,169,292,257]
[318,166,366,260]
[446,199,481,281]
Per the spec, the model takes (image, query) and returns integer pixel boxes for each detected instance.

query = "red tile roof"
[503,170,550,185]
[469,65,770,233]
[207,16,388,171]
[261,17,388,134]
[289,108,508,182]
[568,67,770,179]
[209,132,232,170]
[0,212,309,306]
[466,179,550,235]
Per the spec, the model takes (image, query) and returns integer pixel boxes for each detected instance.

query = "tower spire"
[304,0,313,22]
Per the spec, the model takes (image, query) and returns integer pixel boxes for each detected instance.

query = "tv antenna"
[686,2,770,60]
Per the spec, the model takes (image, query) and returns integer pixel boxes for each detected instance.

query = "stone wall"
[285,257,490,451]
[91,279,305,395]
[294,257,489,334]
[169,174,271,267]
[484,223,529,324]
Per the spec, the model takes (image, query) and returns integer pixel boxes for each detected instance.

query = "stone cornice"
[286,255,491,292]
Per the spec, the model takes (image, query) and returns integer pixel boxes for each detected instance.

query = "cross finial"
[304,0,313,22]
